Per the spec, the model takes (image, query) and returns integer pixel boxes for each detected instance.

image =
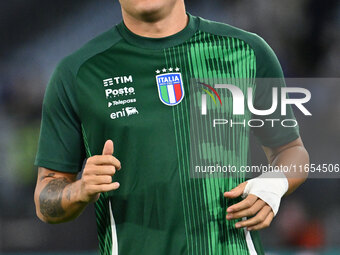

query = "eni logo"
[110,107,139,120]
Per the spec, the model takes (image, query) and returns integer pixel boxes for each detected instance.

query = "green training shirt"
[35,14,299,255]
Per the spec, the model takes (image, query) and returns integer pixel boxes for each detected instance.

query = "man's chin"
[138,9,165,22]
[132,4,167,21]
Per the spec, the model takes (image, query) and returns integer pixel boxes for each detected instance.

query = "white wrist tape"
[242,171,288,216]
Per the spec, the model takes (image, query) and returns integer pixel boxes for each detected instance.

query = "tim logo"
[103,78,114,87]
[110,107,139,120]
[156,73,184,106]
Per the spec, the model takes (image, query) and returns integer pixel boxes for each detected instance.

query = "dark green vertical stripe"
[189,32,256,254]
[164,48,193,255]
[185,40,214,255]
[172,45,208,255]
[165,30,257,255]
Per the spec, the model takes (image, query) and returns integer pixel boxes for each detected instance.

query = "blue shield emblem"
[156,73,184,106]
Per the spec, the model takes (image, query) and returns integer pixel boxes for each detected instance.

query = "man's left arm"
[224,137,309,231]
[262,137,309,195]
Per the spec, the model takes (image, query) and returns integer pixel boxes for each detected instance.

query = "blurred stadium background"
[0,0,339,254]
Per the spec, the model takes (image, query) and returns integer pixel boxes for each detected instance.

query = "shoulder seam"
[75,37,123,78]
[54,27,123,121]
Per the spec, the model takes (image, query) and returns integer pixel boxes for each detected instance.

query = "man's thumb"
[224,182,247,198]
[102,140,114,155]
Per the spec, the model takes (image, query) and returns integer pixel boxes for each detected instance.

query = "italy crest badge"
[156,68,184,106]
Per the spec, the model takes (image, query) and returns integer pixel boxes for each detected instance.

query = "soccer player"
[34,0,309,254]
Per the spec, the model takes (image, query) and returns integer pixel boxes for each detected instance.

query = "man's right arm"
[34,140,121,224]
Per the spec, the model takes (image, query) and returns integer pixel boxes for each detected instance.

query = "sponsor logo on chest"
[101,75,139,120]
[99,68,186,120]
[103,75,135,99]
[110,106,139,120]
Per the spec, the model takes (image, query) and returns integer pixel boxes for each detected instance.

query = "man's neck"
[121,2,188,38]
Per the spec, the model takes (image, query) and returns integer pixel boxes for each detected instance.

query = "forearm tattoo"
[39,177,70,218]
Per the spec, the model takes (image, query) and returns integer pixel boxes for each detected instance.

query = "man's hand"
[224,182,274,231]
[78,140,121,203]
[34,140,121,224]
[224,138,309,231]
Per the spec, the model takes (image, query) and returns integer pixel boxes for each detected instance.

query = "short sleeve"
[35,61,85,173]
[251,36,300,148]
